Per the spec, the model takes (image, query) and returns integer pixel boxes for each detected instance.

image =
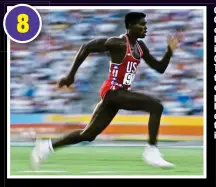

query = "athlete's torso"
[107,34,143,90]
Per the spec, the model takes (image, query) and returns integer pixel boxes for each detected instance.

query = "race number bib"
[123,73,135,85]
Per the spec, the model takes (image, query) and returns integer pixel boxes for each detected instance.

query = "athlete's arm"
[66,38,109,81]
[57,37,121,88]
[138,40,173,74]
[138,32,183,74]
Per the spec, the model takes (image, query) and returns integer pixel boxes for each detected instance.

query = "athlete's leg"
[106,88,174,168]
[52,101,103,149]
[31,93,118,169]
[31,95,119,169]
[52,99,119,150]
[108,88,163,145]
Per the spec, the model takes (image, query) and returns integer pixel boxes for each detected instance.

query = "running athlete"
[31,12,183,169]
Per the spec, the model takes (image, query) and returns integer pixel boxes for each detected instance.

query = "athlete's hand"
[168,30,184,52]
[57,76,74,89]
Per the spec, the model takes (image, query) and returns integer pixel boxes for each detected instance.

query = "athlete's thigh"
[81,100,119,136]
[89,101,103,122]
[114,89,161,112]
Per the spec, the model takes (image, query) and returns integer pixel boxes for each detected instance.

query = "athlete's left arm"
[138,33,183,74]
[138,40,173,74]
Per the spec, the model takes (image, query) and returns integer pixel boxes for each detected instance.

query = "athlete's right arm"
[65,38,112,83]
[56,37,120,88]
[65,37,120,82]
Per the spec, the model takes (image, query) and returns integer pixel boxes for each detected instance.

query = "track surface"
[10,146,204,177]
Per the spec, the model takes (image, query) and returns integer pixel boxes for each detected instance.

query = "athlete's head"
[125,12,147,38]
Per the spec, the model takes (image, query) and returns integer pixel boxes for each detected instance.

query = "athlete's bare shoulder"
[137,39,145,47]
[82,36,126,53]
[105,35,126,49]
[137,39,149,53]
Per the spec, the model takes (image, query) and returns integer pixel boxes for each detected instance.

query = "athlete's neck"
[126,32,137,45]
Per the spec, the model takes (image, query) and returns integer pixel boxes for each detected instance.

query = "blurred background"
[10,8,204,146]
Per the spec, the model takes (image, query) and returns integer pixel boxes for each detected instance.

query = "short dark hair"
[125,12,146,29]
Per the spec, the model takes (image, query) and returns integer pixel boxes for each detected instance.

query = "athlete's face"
[130,18,147,38]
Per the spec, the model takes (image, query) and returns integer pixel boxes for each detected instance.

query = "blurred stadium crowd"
[10,9,204,115]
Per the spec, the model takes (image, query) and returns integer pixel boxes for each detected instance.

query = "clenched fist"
[57,76,74,89]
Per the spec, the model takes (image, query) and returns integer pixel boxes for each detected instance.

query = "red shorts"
[99,80,130,99]
[99,80,112,99]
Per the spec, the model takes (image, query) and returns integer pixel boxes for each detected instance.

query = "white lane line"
[17,170,67,173]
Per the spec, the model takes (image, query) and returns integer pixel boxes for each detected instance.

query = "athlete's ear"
[128,23,132,29]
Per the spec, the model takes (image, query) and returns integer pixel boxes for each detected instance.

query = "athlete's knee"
[80,131,97,142]
[148,97,163,113]
[155,102,163,113]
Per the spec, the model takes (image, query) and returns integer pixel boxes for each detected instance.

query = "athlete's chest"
[119,59,140,75]
[110,59,140,78]
[129,44,141,60]
[109,36,143,65]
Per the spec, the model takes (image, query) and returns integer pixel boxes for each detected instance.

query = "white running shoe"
[30,139,54,170]
[142,144,175,168]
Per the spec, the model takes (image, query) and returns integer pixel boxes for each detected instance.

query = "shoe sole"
[142,156,176,169]
[30,151,39,171]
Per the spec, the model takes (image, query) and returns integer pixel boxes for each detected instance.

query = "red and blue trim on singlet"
[99,34,143,99]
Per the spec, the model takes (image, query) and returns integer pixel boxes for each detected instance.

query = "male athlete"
[31,12,183,169]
